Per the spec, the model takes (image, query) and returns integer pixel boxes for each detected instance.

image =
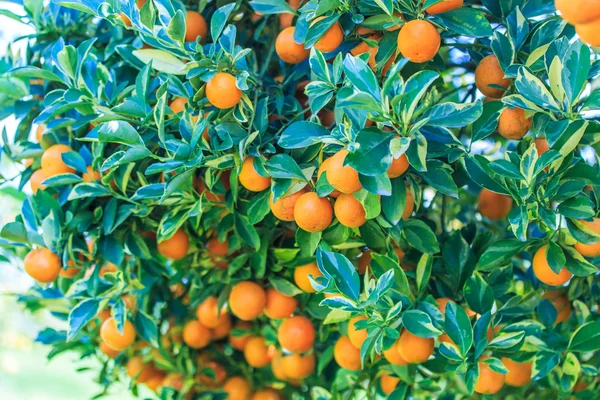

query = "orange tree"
[0,0,599,398]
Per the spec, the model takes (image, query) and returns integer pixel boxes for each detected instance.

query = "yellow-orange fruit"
[293,192,333,232]
[502,357,532,387]
[35,124,45,142]
[30,169,48,194]
[275,27,310,64]
[250,389,281,400]
[82,166,101,181]
[397,20,440,63]
[388,153,409,178]
[380,374,401,395]
[475,55,510,98]
[577,21,600,47]
[383,339,409,366]
[264,288,298,319]
[334,336,362,370]
[206,72,242,109]
[574,218,600,257]
[534,137,550,156]
[100,318,136,351]
[270,187,308,221]
[281,352,316,379]
[478,188,512,220]
[206,237,229,257]
[277,315,315,353]
[347,316,368,349]
[311,17,344,53]
[185,10,208,42]
[228,321,253,351]
[211,313,232,340]
[24,248,62,283]
[196,296,229,328]
[542,290,572,323]
[533,245,573,286]
[271,351,288,381]
[157,228,190,260]
[397,330,434,364]
[293,262,323,292]
[403,187,415,219]
[317,157,341,197]
[126,356,155,383]
[239,156,271,192]
[326,150,362,194]
[170,97,188,114]
[198,361,227,387]
[279,0,300,28]
[334,194,367,228]
[99,341,121,358]
[223,376,252,400]
[555,0,600,25]
[424,0,463,14]
[41,144,75,177]
[474,356,505,394]
[229,281,267,321]
[244,336,273,367]
[498,107,532,140]
[183,320,212,348]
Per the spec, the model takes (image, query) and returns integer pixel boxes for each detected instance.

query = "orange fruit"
[250,389,281,400]
[334,336,362,370]
[424,0,463,14]
[206,237,229,257]
[99,341,121,358]
[555,0,600,25]
[574,218,600,257]
[35,124,45,142]
[82,166,101,181]
[270,187,308,221]
[244,336,273,367]
[577,20,600,46]
[317,157,341,197]
[206,72,242,109]
[145,371,166,392]
[197,296,229,328]
[293,262,323,292]
[198,361,227,387]
[277,315,315,353]
[478,188,512,220]
[502,357,532,387]
[24,248,62,283]
[380,373,401,395]
[474,356,505,394]
[347,316,368,349]
[534,137,550,156]
[229,321,253,351]
[387,153,409,178]
[30,169,48,194]
[41,144,75,177]
[397,330,434,364]
[211,313,232,340]
[162,373,184,391]
[223,376,252,400]
[157,228,190,260]
[195,177,224,202]
[264,288,298,319]
[436,297,456,344]
[59,260,81,278]
[100,317,136,351]
[325,150,362,194]
[293,192,333,232]
[280,0,300,28]
[367,45,395,75]
[403,187,415,219]
[276,27,310,64]
[239,156,271,192]
[533,245,573,286]
[183,319,212,348]
[334,193,367,228]
[350,34,380,56]
[271,350,288,381]
[126,356,155,383]
[475,55,510,98]
[281,352,316,379]
[229,281,267,321]
[170,97,188,114]
[383,339,409,366]
[541,290,572,323]
[498,107,532,140]
[185,10,208,42]
[397,20,440,63]
[311,17,343,53]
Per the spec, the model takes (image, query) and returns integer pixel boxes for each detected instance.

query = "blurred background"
[0,3,138,399]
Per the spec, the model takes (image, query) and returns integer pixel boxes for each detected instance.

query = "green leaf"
[424,101,483,128]
[402,220,440,254]
[132,49,186,75]
[514,66,562,112]
[278,121,329,149]
[98,121,144,147]
[402,309,442,338]
[67,299,100,341]
[463,273,494,314]
[444,302,473,357]
[345,128,393,176]
[435,8,493,38]
[234,214,261,251]
[316,250,361,301]
[134,311,158,346]
[415,253,432,294]
[269,277,304,296]
[477,239,527,271]
[568,322,600,352]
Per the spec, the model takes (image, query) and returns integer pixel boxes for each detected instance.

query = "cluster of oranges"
[555,0,600,47]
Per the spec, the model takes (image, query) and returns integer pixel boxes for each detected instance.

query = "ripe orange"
[436,297,456,344]
[403,187,415,219]
[475,55,510,98]
[271,350,288,380]
[30,169,48,194]
[397,330,434,364]
[397,20,440,63]
[162,373,184,391]
[239,156,271,192]
[474,356,505,394]
[333,336,362,371]
[100,318,136,351]
[170,97,188,115]
[275,27,310,64]
[347,316,368,349]
[59,260,81,278]
[325,150,362,194]
[229,321,253,351]
[206,72,242,109]
[576,19,600,47]
[383,339,409,366]
[24,248,62,283]
[82,166,101,181]
[350,34,380,56]
[293,192,333,232]
[229,281,267,321]
[197,296,229,328]
[293,262,323,292]
[317,157,341,197]
[367,45,395,75]
[126,356,155,383]
[424,0,463,14]
[183,319,212,348]
[244,336,273,367]
[388,153,409,178]
[380,373,401,395]
[250,389,281,400]
[264,288,298,319]
[311,17,343,53]
[99,341,121,358]
[157,228,190,260]
[198,361,227,387]
[223,376,252,400]
[281,352,316,379]
[574,218,600,257]
[534,137,550,156]
[334,194,367,228]
[211,313,232,340]
[206,237,229,257]
[478,188,512,220]
[498,107,532,140]
[185,10,208,42]
[41,144,75,177]
[502,357,532,387]
[270,187,308,221]
[533,245,573,286]
[35,124,46,142]
[541,290,572,323]
[555,0,600,25]
[277,315,315,353]
[280,0,300,28]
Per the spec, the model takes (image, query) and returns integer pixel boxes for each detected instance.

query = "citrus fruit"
[397,330,434,364]
[498,107,532,140]
[24,248,62,283]
[229,281,267,320]
[347,316,368,349]
[223,376,252,400]
[206,72,242,109]
[574,218,600,257]
[41,144,75,177]
[239,156,271,192]
[387,153,409,178]
[277,315,315,353]
[157,228,190,260]
[293,262,323,292]
[502,357,532,387]
[264,288,298,319]
[475,55,510,98]
[478,188,512,220]
[474,356,505,394]
[541,290,572,323]
[244,336,273,367]
[325,150,362,194]
[380,373,401,394]
[424,0,463,14]
[196,296,229,328]
[311,17,343,53]
[383,339,409,366]
[333,336,361,370]
[185,10,208,42]
[229,321,253,351]
[281,352,316,379]
[275,27,310,64]
[555,0,600,25]
[533,245,573,286]
[206,237,229,257]
[397,20,440,63]
[334,193,367,228]
[100,317,136,351]
[270,187,308,221]
[293,192,333,232]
